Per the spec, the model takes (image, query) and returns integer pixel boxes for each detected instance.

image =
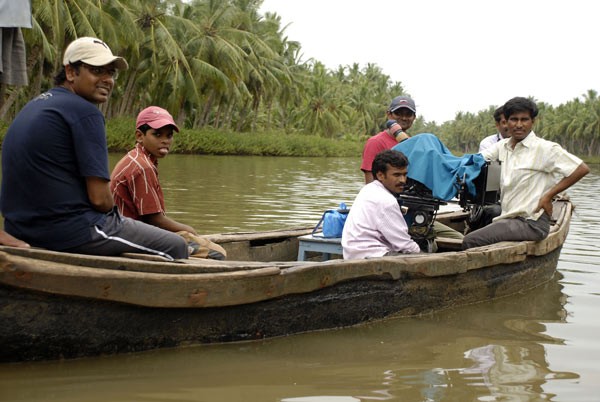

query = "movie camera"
[397,160,501,252]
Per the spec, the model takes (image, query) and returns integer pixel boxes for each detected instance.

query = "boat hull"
[1,247,560,362]
[0,201,571,362]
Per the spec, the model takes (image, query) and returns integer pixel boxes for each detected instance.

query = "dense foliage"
[1,0,598,157]
[105,117,363,156]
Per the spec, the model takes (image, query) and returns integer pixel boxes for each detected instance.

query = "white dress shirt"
[342,180,420,259]
[478,132,503,153]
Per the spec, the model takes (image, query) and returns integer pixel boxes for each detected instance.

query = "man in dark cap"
[360,95,416,184]
[361,95,463,241]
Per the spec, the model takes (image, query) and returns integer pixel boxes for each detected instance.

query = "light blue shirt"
[479,132,502,153]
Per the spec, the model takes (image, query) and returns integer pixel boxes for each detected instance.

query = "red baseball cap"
[136,106,179,132]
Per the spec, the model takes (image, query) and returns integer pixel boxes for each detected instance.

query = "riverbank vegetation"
[1,0,598,159]
[105,117,362,156]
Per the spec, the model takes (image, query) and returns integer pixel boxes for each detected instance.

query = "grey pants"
[462,213,550,250]
[64,208,189,261]
[433,220,463,240]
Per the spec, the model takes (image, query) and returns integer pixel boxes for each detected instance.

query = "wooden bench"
[297,234,343,261]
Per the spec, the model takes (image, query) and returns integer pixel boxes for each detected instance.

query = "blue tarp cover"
[392,133,486,201]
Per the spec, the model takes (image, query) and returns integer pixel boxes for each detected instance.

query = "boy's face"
[136,125,175,158]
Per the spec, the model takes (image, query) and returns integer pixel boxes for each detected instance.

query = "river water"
[1,155,599,402]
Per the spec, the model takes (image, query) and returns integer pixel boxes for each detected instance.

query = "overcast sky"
[259,0,600,123]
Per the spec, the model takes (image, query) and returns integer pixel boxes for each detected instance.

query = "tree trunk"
[119,69,138,117]
[199,92,214,128]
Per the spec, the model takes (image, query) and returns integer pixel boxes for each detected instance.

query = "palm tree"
[294,62,347,137]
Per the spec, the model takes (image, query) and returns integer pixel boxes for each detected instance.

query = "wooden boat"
[0,199,572,362]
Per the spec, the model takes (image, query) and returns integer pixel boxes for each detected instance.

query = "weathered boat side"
[0,247,561,362]
[0,201,571,362]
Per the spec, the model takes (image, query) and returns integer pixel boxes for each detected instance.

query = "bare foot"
[0,230,30,248]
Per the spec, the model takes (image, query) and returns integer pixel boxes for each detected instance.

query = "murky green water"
[133,154,364,234]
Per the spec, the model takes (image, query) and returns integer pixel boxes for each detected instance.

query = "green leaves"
[3,0,597,158]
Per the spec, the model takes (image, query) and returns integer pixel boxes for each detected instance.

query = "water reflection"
[541,168,600,401]
[349,272,573,401]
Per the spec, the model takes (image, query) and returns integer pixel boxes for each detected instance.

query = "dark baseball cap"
[389,96,416,113]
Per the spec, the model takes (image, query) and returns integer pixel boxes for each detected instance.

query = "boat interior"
[209,161,503,262]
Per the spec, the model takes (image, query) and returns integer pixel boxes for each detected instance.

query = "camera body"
[397,178,445,253]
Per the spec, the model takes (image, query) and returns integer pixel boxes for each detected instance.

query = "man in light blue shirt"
[479,106,509,152]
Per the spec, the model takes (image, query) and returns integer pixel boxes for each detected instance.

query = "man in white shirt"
[463,97,590,249]
[342,149,421,259]
[478,106,509,152]
[468,106,508,232]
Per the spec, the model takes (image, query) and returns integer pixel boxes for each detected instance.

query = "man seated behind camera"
[342,149,421,259]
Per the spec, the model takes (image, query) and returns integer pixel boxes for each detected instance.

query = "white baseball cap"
[63,37,128,70]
